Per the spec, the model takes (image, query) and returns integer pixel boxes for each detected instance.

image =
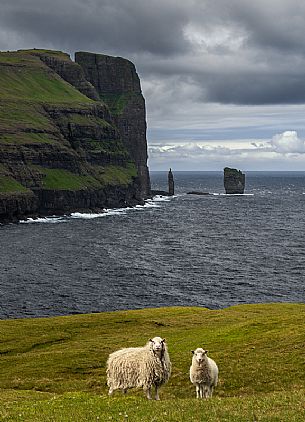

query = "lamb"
[106,336,171,400]
[190,348,218,398]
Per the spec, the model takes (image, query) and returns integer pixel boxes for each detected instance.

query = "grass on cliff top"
[0,303,304,421]
[18,49,71,62]
[0,51,92,104]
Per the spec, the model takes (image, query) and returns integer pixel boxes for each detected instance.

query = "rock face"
[224,167,245,194]
[0,49,151,223]
[75,52,151,198]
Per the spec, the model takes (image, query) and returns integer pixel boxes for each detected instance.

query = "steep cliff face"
[75,52,151,198]
[0,49,149,222]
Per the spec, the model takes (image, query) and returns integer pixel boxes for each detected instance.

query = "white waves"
[20,216,67,224]
[212,193,254,196]
[19,195,173,224]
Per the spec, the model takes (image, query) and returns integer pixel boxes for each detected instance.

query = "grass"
[33,164,137,190]
[19,49,71,62]
[0,52,92,104]
[93,163,137,185]
[0,175,29,193]
[35,167,102,190]
[0,101,53,132]
[0,133,59,145]
[0,303,304,421]
[100,93,136,115]
[86,139,128,156]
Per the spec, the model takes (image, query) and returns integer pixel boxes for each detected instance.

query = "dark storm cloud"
[1,0,305,105]
[202,72,305,105]
[0,0,189,56]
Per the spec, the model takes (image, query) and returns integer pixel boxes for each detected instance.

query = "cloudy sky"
[1,0,305,170]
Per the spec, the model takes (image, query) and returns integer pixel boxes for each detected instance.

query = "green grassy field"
[0,303,304,421]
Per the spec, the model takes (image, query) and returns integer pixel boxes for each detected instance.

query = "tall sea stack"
[168,168,174,195]
[224,167,245,194]
[75,52,151,199]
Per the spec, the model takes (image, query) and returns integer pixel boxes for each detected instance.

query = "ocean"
[0,171,304,319]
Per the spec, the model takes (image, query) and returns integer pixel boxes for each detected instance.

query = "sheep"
[190,348,218,398]
[106,336,171,400]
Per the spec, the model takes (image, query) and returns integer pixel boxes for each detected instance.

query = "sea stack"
[224,167,245,194]
[168,168,174,196]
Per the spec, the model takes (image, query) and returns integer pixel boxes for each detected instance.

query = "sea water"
[0,171,304,318]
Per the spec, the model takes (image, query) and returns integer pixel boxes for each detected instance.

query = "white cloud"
[148,132,305,170]
[269,130,305,153]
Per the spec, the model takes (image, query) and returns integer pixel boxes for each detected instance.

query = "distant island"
[0,49,151,223]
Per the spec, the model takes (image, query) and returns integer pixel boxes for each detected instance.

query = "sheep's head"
[191,348,208,364]
[149,337,166,354]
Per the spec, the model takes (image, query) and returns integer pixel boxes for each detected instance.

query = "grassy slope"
[0,52,92,103]
[0,303,304,421]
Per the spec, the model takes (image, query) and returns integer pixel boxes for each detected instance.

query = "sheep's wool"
[107,340,171,392]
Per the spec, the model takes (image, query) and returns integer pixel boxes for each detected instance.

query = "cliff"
[224,167,245,194]
[0,49,151,222]
[75,52,151,198]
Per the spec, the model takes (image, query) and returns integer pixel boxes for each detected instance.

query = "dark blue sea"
[0,171,304,319]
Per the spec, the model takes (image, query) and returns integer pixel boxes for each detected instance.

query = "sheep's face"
[150,337,165,353]
[192,348,208,364]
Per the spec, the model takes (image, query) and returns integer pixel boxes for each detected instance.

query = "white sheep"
[106,337,171,400]
[190,348,218,398]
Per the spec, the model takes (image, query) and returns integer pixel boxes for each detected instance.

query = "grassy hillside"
[0,303,304,421]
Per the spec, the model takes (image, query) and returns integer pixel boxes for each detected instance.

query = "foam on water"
[212,193,254,196]
[18,195,173,224]
[20,216,67,224]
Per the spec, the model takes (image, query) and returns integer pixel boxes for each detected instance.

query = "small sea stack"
[168,168,174,196]
[224,167,245,194]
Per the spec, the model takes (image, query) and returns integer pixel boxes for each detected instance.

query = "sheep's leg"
[145,387,152,400]
[154,385,160,400]
[200,385,204,399]
[196,384,200,399]
[108,387,114,396]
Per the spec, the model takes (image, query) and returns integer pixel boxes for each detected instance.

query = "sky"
[1,0,305,170]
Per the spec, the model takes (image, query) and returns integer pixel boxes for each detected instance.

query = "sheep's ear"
[162,338,166,343]
[204,350,209,355]
[191,350,195,354]
[149,339,153,343]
